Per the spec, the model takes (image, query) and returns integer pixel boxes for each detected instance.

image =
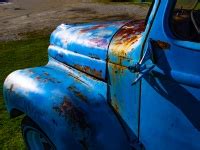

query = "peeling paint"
[53,97,90,130]
[109,20,145,58]
[74,64,102,79]
[152,40,171,50]
[68,86,89,104]
[111,99,119,114]
[34,73,61,84]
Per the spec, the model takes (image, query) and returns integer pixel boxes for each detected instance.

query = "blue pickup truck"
[3,0,200,149]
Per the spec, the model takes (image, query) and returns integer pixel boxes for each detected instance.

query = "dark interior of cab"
[171,1,200,42]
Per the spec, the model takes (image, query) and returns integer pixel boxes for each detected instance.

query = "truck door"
[139,0,200,150]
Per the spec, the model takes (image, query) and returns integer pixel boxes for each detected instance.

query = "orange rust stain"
[108,62,127,85]
[112,100,119,113]
[68,86,89,104]
[154,40,171,50]
[111,63,126,74]
[53,96,90,130]
[74,64,102,79]
[110,20,145,58]
[34,74,61,84]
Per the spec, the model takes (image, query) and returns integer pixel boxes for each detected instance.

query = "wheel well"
[10,108,24,118]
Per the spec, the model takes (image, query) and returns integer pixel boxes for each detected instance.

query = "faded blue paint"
[107,0,160,144]
[3,0,200,149]
[49,21,127,80]
[3,57,131,150]
[139,0,200,150]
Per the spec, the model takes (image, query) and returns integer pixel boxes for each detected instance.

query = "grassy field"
[0,35,49,149]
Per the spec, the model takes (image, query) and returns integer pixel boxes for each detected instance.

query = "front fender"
[3,58,131,150]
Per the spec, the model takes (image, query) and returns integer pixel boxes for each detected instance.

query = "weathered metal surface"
[108,20,145,65]
[152,40,171,50]
[48,45,106,80]
[3,0,200,150]
[49,21,128,80]
[3,57,131,150]
[108,62,140,142]
[139,1,200,150]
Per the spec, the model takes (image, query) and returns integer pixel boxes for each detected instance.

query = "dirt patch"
[0,0,149,41]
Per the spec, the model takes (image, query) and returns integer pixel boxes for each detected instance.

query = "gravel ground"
[0,0,149,41]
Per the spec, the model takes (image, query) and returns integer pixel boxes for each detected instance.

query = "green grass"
[0,35,49,149]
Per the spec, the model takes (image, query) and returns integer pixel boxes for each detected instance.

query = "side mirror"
[128,39,155,85]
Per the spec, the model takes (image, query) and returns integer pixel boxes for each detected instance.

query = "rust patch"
[74,64,102,79]
[68,86,88,104]
[112,100,119,113]
[153,40,171,50]
[53,97,90,130]
[109,20,145,58]
[35,74,61,84]
[111,63,126,74]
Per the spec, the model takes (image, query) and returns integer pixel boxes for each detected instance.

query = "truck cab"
[3,0,200,149]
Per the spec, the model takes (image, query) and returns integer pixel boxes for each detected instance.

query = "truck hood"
[48,20,145,80]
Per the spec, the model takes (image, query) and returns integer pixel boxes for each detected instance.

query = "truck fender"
[3,60,131,150]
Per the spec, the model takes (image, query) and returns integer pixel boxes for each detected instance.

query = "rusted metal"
[53,96,90,130]
[34,73,61,84]
[152,40,171,50]
[4,1,200,150]
[48,21,128,81]
[111,98,119,114]
[53,96,91,149]
[74,64,102,79]
[68,86,89,104]
[3,57,130,150]
[109,20,145,58]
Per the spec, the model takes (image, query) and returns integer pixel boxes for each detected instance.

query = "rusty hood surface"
[49,20,145,80]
